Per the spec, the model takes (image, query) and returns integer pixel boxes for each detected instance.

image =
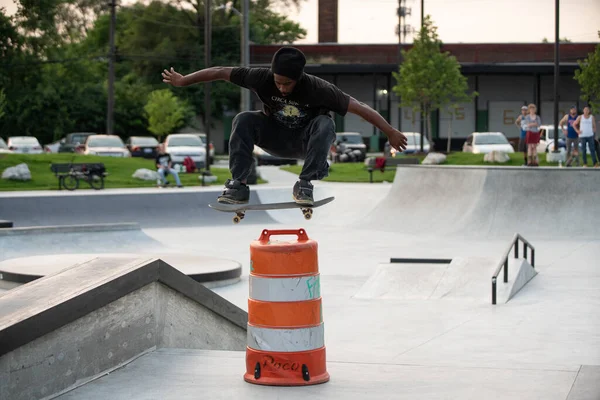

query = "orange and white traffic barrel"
[244,228,329,386]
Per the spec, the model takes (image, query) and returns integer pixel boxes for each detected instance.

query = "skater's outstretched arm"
[347,97,407,152]
[162,67,233,87]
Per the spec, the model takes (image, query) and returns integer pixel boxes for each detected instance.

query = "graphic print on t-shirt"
[270,97,310,130]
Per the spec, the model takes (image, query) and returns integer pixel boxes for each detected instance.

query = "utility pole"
[419,0,425,152]
[553,0,560,152]
[107,0,116,135]
[397,0,411,133]
[241,0,250,112]
[204,0,211,171]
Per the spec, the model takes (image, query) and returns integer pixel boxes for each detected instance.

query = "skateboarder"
[162,46,407,205]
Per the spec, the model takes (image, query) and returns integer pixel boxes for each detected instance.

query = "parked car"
[58,132,96,153]
[333,132,367,159]
[7,136,43,154]
[462,132,515,154]
[44,140,61,153]
[539,125,565,153]
[82,134,131,157]
[253,145,298,166]
[384,132,430,157]
[185,132,215,164]
[163,133,206,169]
[126,136,160,158]
[0,138,13,154]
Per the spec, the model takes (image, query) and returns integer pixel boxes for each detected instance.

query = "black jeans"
[228,111,336,182]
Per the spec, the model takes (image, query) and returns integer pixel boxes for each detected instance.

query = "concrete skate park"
[0,164,599,400]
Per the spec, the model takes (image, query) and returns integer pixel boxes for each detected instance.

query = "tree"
[542,37,571,43]
[392,15,477,151]
[574,31,600,113]
[144,89,192,140]
[0,89,6,121]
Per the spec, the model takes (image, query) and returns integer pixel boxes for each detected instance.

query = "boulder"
[2,163,32,181]
[198,174,218,184]
[132,168,159,181]
[546,149,566,163]
[421,152,447,165]
[483,151,510,163]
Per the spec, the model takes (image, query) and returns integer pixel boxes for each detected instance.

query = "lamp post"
[552,0,560,153]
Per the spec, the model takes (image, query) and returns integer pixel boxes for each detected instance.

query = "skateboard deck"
[209,196,335,224]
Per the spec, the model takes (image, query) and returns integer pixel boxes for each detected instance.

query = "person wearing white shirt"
[574,106,598,167]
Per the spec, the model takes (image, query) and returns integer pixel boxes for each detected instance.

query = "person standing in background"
[574,106,598,167]
[524,103,542,167]
[515,105,529,165]
[559,106,580,167]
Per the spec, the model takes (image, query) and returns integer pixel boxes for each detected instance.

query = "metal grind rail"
[491,233,535,305]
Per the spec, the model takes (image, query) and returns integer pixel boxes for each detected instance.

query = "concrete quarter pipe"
[360,165,600,239]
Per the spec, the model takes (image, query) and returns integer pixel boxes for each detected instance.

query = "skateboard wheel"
[303,212,312,220]
[233,216,241,224]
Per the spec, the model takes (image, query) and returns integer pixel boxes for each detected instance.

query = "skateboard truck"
[209,196,334,224]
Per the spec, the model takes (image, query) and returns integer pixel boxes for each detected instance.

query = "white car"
[6,136,43,154]
[385,132,431,156]
[163,134,207,169]
[463,132,515,154]
[186,132,215,164]
[82,134,131,157]
[0,138,13,154]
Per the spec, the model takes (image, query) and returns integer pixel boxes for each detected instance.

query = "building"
[246,42,596,152]
[214,1,597,153]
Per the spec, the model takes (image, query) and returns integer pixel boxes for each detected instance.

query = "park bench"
[364,156,420,183]
[50,162,107,191]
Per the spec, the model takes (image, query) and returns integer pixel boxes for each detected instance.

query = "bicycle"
[60,161,106,191]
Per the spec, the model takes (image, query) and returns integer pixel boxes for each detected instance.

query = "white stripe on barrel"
[247,324,325,352]
[249,275,321,302]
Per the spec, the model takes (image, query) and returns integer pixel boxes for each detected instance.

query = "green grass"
[280,152,564,183]
[0,153,263,191]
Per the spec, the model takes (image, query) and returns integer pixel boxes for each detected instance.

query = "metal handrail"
[491,233,535,305]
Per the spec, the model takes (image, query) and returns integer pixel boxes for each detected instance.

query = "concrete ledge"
[0,220,13,228]
[0,222,139,236]
[0,256,248,400]
[0,256,247,357]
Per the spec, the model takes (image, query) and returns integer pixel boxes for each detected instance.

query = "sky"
[1,0,599,44]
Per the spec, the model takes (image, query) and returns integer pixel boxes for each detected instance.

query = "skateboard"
[209,196,335,224]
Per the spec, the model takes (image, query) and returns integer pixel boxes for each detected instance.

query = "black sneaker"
[217,179,250,204]
[293,179,314,206]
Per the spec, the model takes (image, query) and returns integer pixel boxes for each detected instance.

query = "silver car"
[7,136,43,154]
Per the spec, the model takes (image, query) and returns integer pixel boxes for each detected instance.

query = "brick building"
[215,0,598,152]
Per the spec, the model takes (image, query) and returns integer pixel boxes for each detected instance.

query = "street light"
[215,1,251,113]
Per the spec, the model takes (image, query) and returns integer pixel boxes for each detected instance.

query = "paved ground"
[2,164,599,399]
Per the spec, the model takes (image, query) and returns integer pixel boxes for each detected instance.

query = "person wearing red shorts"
[524,103,542,166]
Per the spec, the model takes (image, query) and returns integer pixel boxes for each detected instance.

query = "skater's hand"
[386,129,408,152]
[162,67,185,86]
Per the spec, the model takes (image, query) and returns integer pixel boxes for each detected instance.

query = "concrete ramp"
[360,166,600,239]
[353,257,536,303]
[0,256,248,400]
[0,188,275,228]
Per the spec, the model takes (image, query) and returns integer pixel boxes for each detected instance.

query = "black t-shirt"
[155,153,171,168]
[230,67,351,130]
